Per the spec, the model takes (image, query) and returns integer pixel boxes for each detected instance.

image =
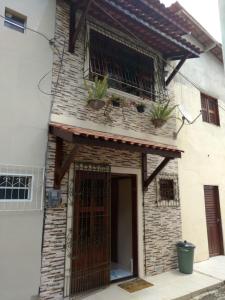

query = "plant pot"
[112,100,121,107]
[136,105,145,113]
[88,99,105,110]
[151,119,167,128]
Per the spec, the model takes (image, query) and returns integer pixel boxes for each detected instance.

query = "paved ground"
[194,256,225,281]
[76,256,225,300]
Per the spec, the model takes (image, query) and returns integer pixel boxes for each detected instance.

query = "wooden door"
[71,164,111,295]
[204,185,224,257]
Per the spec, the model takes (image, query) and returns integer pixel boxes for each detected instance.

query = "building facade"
[39,1,200,299]
[0,1,55,300]
[171,3,225,262]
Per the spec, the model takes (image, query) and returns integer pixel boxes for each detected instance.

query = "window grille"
[89,30,156,100]
[156,173,179,207]
[201,93,220,126]
[0,175,32,201]
[4,8,26,33]
[0,165,44,212]
[159,179,175,200]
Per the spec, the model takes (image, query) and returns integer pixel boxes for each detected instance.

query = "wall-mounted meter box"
[47,189,62,208]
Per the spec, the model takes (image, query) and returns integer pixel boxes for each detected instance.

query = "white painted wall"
[219,0,225,64]
[0,1,55,299]
[174,47,225,262]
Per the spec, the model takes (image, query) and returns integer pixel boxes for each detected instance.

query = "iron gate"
[70,162,111,296]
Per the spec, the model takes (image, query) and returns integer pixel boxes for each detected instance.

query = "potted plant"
[136,103,146,113]
[150,101,176,128]
[84,75,108,110]
[110,95,124,107]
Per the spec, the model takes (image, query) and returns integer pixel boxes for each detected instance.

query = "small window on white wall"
[0,175,32,201]
[4,8,27,33]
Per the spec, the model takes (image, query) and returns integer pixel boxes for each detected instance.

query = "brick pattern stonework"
[51,0,176,140]
[40,1,182,299]
[40,137,181,299]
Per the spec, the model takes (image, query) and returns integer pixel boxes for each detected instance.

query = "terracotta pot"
[88,99,105,110]
[151,119,167,128]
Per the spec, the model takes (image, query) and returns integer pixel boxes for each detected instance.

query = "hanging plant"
[136,103,146,113]
[84,75,108,110]
[150,101,177,128]
[109,94,124,107]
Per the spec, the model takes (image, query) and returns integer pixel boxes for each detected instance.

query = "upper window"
[89,30,155,99]
[0,175,32,201]
[201,93,220,126]
[4,8,27,33]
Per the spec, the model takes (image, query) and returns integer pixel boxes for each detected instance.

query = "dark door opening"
[70,166,138,296]
[110,174,138,282]
[204,185,224,257]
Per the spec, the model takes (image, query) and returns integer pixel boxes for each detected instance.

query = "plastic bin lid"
[177,240,195,249]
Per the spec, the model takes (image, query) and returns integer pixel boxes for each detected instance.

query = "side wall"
[175,49,225,262]
[0,1,55,300]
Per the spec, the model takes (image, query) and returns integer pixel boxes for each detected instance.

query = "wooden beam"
[54,137,63,189]
[54,138,79,188]
[69,0,93,53]
[69,2,77,53]
[144,157,172,191]
[142,153,148,187]
[102,0,200,57]
[166,56,187,86]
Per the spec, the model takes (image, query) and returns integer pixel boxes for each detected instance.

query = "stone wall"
[40,0,182,299]
[51,0,176,141]
[40,136,181,299]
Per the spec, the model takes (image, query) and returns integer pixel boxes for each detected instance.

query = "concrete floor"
[194,256,225,281]
[81,257,225,300]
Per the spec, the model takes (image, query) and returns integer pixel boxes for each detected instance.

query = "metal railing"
[89,30,157,100]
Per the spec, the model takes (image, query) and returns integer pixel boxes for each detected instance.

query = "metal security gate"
[70,163,111,295]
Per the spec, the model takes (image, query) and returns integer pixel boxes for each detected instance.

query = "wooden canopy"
[50,123,182,190]
[49,122,182,158]
[69,0,201,60]
[170,2,223,62]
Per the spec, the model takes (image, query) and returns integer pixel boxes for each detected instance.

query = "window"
[4,8,26,33]
[159,179,174,200]
[89,30,155,99]
[0,175,32,201]
[201,93,220,126]
[156,173,179,207]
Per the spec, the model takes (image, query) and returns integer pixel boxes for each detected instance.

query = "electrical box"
[47,189,62,208]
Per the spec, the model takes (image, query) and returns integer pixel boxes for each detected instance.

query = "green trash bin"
[177,241,195,274]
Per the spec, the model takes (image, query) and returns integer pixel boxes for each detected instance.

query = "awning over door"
[49,122,182,158]
[49,122,182,190]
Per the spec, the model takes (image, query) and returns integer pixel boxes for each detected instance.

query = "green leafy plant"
[136,103,146,113]
[150,101,177,128]
[84,75,108,101]
[109,94,124,107]
[84,75,109,110]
